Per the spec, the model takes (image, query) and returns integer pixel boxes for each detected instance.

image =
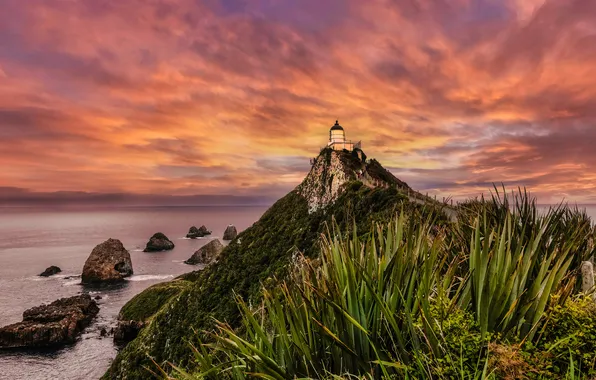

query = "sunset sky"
[1,0,596,205]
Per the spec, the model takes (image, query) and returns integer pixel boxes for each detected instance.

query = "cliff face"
[103,148,442,380]
[298,148,412,213]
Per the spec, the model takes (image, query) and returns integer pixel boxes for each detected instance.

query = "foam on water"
[126,274,174,282]
[63,279,82,286]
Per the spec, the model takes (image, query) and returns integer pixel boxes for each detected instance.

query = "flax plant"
[456,188,595,341]
[172,213,450,379]
[161,187,596,380]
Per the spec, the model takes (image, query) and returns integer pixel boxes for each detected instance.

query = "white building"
[327,120,360,151]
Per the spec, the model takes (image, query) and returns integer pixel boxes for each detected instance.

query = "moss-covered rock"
[118,280,191,322]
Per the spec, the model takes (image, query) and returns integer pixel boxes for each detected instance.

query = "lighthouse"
[327,120,359,151]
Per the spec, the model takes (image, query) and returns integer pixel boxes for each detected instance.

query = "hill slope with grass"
[103,148,449,379]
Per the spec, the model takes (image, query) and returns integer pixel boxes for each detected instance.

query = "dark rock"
[39,266,62,277]
[186,226,201,239]
[223,225,238,241]
[100,328,108,337]
[82,239,133,284]
[184,239,224,265]
[94,295,102,300]
[143,232,175,252]
[186,225,212,239]
[113,320,145,345]
[0,294,99,349]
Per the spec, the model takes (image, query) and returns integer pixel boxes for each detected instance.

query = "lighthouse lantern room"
[328,120,358,151]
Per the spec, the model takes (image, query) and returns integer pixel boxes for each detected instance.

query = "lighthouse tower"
[327,120,356,151]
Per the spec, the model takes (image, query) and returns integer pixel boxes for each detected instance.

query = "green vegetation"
[159,190,596,379]
[118,280,192,322]
[104,182,445,379]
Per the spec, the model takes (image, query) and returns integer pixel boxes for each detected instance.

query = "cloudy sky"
[1,0,595,204]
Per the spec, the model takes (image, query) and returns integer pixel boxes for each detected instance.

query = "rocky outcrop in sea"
[39,265,62,277]
[144,232,175,252]
[184,239,224,265]
[186,225,211,239]
[82,238,133,284]
[223,225,237,241]
[0,294,99,349]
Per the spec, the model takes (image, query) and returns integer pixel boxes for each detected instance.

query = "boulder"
[223,225,238,241]
[39,265,62,277]
[113,320,145,345]
[186,225,212,239]
[0,294,99,349]
[144,232,175,252]
[184,239,224,265]
[82,239,133,284]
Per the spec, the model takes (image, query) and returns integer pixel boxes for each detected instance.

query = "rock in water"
[144,232,175,252]
[0,294,99,349]
[82,238,133,284]
[186,226,201,239]
[186,225,212,239]
[39,265,62,277]
[223,225,237,241]
[184,239,224,265]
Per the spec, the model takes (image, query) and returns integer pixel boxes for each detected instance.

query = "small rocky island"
[82,238,133,284]
[184,239,224,265]
[0,294,99,349]
[223,225,237,240]
[186,225,211,239]
[39,265,62,277]
[144,232,175,252]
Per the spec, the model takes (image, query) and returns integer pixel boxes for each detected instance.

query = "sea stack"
[82,238,133,284]
[186,225,212,239]
[223,225,237,241]
[144,232,175,252]
[0,294,99,348]
[184,239,224,265]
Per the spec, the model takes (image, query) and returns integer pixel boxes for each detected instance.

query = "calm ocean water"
[0,206,267,380]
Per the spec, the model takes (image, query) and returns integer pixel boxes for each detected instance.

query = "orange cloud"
[1,0,595,203]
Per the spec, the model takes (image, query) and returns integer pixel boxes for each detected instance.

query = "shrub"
[524,295,596,378]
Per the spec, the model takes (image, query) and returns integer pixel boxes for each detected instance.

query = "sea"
[0,206,268,380]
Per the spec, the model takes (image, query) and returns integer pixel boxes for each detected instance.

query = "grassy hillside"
[104,186,448,379]
[166,191,596,380]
